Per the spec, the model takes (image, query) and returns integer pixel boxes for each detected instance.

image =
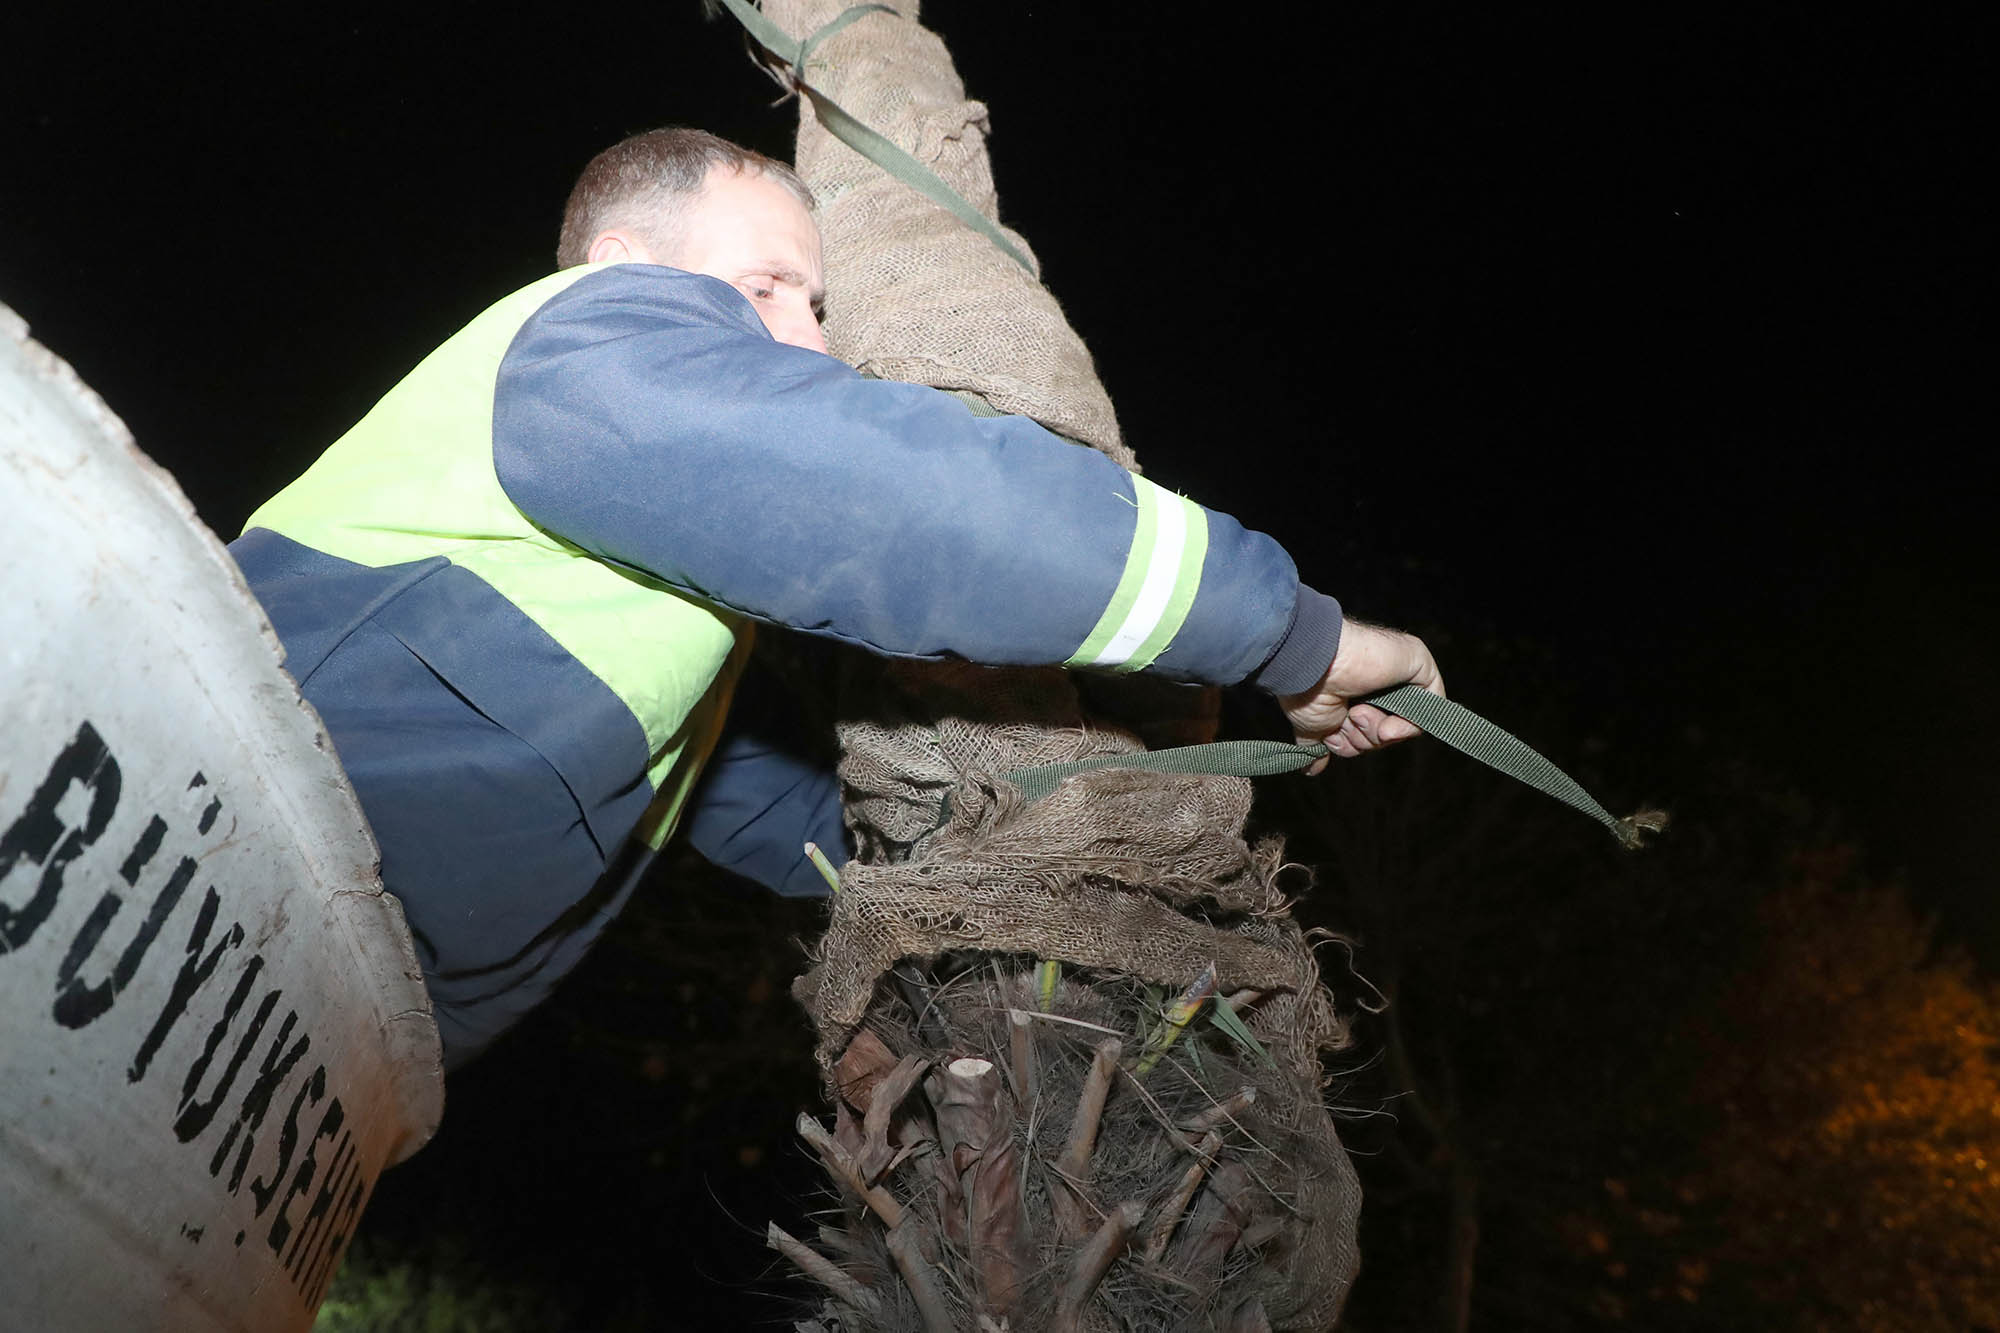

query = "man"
[230,127,1443,1068]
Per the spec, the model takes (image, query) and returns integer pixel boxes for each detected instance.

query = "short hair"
[555,127,816,269]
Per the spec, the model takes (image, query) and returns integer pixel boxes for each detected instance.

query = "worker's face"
[668,166,828,354]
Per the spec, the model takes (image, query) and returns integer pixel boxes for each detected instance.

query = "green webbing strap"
[714,0,1037,273]
[996,686,1664,850]
[1361,686,1663,848]
[713,3,1658,851]
[1003,739,1331,805]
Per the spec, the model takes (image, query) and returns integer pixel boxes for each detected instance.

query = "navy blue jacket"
[232,264,1342,1065]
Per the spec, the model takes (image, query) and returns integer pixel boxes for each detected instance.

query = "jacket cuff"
[1251,585,1343,696]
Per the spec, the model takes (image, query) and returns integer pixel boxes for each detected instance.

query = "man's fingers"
[1337,716,1378,755]
[1347,703,1424,751]
[1287,621,1444,768]
[1377,714,1423,743]
[1310,710,1421,765]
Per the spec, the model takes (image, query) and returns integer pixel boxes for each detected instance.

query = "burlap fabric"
[828,659,1146,859]
[761,0,1133,468]
[753,1,1360,1322]
[796,762,1346,1084]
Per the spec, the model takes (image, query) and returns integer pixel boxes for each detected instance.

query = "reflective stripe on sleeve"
[1065,476,1210,671]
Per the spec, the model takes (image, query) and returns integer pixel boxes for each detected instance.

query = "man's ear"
[586,229,655,265]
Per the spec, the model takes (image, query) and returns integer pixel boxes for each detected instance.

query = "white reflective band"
[1087,487,1189,667]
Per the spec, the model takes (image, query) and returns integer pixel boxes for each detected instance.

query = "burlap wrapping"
[797,763,1345,1083]
[829,658,1144,857]
[754,1,1361,1321]
[764,0,1133,468]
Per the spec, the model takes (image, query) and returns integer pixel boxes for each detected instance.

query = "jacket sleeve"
[680,655,848,899]
[492,263,1340,693]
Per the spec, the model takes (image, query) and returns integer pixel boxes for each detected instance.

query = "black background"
[3,2,1991,1322]
[6,3,1987,943]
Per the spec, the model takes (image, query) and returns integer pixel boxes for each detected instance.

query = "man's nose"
[779,312,828,355]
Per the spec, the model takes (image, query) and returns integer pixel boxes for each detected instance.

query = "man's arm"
[491,264,1333,695]
[680,653,849,896]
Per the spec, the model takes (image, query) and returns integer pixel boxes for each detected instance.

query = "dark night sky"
[4,6,1991,952]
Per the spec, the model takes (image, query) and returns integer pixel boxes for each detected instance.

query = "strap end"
[1613,808,1671,850]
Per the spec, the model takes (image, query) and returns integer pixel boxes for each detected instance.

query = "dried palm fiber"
[749,1,1360,1327]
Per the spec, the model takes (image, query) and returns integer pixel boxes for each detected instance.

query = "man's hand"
[1280,620,1445,773]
